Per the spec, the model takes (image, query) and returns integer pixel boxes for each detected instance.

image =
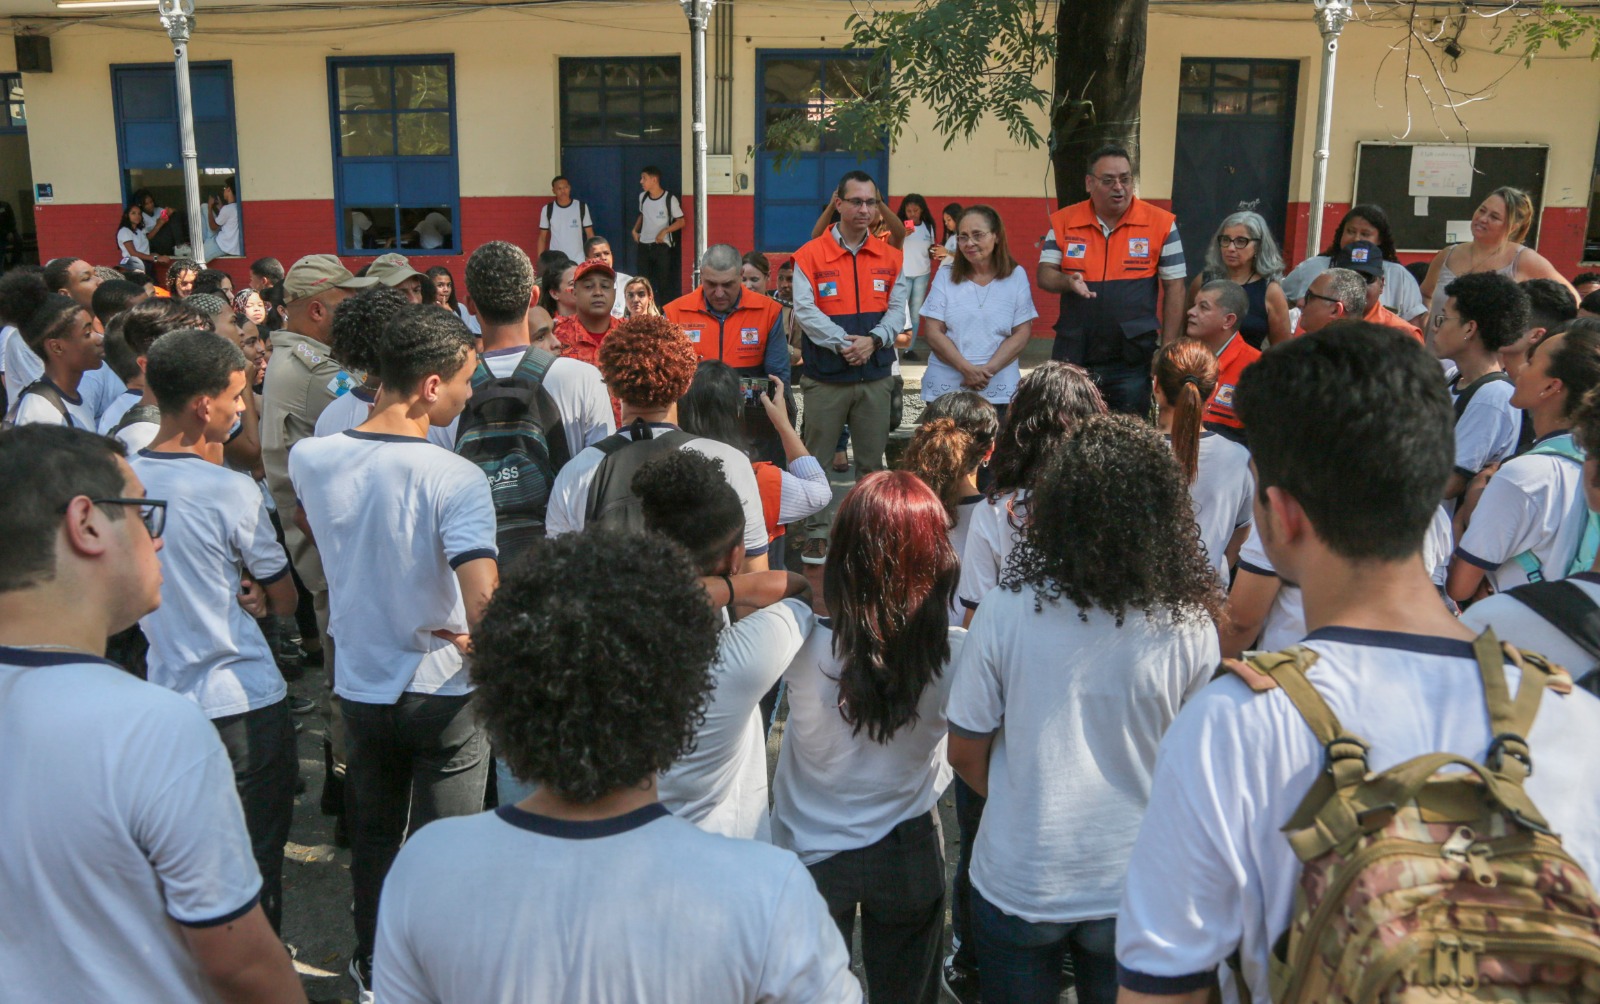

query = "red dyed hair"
[824,471,959,743]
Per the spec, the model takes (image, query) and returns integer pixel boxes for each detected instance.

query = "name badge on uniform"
[818,281,839,298]
[1065,241,1088,260]
[740,327,760,346]
[327,370,355,397]
[685,327,702,343]
[1214,383,1235,409]
[1128,237,1150,258]
[873,278,887,293]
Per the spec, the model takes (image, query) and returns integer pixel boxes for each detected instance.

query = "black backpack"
[111,402,162,439]
[4,379,71,429]
[1451,370,1512,422]
[583,420,694,530]
[1506,578,1600,697]
[454,349,569,569]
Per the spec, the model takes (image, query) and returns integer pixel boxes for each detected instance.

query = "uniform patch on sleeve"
[1128,237,1150,258]
[327,370,355,398]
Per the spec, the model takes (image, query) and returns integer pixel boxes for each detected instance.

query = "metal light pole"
[1306,0,1352,259]
[158,0,207,267]
[681,0,714,285]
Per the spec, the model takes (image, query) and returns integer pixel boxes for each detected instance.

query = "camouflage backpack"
[1232,631,1600,1003]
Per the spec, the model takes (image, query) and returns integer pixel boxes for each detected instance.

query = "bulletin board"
[1351,142,1548,252]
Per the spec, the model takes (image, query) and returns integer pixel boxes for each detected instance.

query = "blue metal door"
[755,50,889,252]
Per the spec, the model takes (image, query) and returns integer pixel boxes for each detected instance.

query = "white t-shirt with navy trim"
[957,490,1027,611]
[1461,571,1600,682]
[373,803,862,1003]
[314,385,457,450]
[659,598,815,841]
[1455,430,1588,591]
[97,388,144,435]
[1450,374,1520,477]
[1188,431,1254,582]
[1115,627,1600,1001]
[539,199,593,262]
[0,649,262,1002]
[638,191,685,246]
[133,451,291,719]
[545,422,769,559]
[948,586,1218,924]
[290,429,498,704]
[9,377,96,428]
[948,495,984,624]
[772,622,965,866]
[3,334,126,422]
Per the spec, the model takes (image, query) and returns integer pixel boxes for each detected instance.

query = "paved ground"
[279,340,1068,1002]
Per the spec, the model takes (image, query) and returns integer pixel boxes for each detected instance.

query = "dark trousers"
[972,891,1118,1004]
[637,241,678,301]
[807,809,946,1004]
[1088,362,1153,417]
[213,698,298,932]
[342,692,489,963]
[950,775,987,970]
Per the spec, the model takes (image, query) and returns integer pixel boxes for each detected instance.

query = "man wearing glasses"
[0,424,306,1002]
[132,329,301,936]
[788,169,910,566]
[1037,144,1187,414]
[1297,268,1367,335]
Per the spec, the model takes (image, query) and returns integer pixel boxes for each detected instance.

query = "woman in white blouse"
[919,205,1038,418]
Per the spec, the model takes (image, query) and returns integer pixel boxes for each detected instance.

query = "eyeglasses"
[1434,312,1460,329]
[61,497,167,539]
[839,198,876,209]
[1217,236,1258,250]
[1302,291,1342,308]
[956,231,993,245]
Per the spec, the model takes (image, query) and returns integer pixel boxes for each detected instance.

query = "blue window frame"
[329,55,459,256]
[754,49,889,252]
[0,74,23,134]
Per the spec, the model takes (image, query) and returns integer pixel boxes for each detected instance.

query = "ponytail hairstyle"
[988,361,1106,500]
[902,392,999,521]
[1539,318,1600,418]
[1151,339,1219,485]
[825,471,959,743]
[1489,186,1535,244]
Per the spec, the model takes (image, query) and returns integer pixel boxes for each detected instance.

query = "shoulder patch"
[292,342,324,367]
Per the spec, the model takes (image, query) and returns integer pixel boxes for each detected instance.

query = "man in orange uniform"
[1186,278,1259,447]
[1334,241,1424,342]
[1036,144,1188,415]
[789,170,908,565]
[553,258,621,368]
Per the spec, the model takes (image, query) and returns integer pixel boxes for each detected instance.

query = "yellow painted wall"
[4,0,1597,210]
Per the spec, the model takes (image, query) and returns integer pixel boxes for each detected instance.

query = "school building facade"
[2,0,1597,332]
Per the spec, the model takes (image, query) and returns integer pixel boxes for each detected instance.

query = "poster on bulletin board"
[1352,142,1548,251]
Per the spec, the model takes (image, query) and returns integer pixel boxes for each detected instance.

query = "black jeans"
[213,698,298,932]
[807,809,946,1004]
[950,775,987,970]
[342,692,489,963]
[637,241,678,301]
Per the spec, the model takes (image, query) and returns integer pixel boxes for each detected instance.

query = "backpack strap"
[1508,436,1585,582]
[1505,579,1600,669]
[15,379,72,425]
[1451,370,1511,422]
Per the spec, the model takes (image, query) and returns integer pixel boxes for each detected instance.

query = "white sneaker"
[348,957,375,1004]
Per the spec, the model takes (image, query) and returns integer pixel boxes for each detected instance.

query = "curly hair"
[634,448,745,571]
[988,361,1106,501]
[1002,414,1222,625]
[471,530,723,803]
[901,418,989,523]
[331,286,410,373]
[826,471,958,743]
[599,314,699,409]
[375,304,474,394]
[465,241,536,326]
[1446,271,1530,352]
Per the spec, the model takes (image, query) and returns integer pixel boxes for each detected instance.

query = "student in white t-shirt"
[957,361,1107,622]
[947,414,1223,1004]
[634,165,685,300]
[94,298,213,455]
[903,392,999,625]
[537,175,595,262]
[132,329,300,932]
[1,273,103,428]
[289,304,499,994]
[0,424,304,1003]
[770,471,963,1003]
[545,314,771,568]
[633,448,814,838]
[1449,322,1600,601]
[1435,271,1531,501]
[373,528,860,1004]
[1114,325,1600,1004]
[896,194,937,354]
[1152,339,1253,581]
[919,205,1039,408]
[204,177,243,258]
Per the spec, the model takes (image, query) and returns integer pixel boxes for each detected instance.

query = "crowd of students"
[5,151,1600,1004]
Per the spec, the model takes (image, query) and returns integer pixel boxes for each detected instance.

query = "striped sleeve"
[1158,221,1186,281]
[1038,228,1063,266]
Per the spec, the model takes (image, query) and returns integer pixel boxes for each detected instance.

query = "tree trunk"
[1052,0,1149,206]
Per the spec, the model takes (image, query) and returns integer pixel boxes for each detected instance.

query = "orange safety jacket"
[663,286,785,377]
[1047,197,1177,369]
[752,460,785,543]
[789,229,902,384]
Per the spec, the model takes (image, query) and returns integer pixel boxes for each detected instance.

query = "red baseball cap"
[573,258,616,282]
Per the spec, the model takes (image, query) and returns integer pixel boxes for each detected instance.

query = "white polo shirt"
[0,649,262,1002]
[133,450,290,719]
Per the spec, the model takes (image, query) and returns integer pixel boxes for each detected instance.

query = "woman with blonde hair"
[1191,210,1290,348]
[1420,186,1578,341]
[1151,338,1253,580]
[622,275,662,318]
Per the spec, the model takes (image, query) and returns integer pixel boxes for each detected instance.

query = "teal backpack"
[1512,432,1600,582]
